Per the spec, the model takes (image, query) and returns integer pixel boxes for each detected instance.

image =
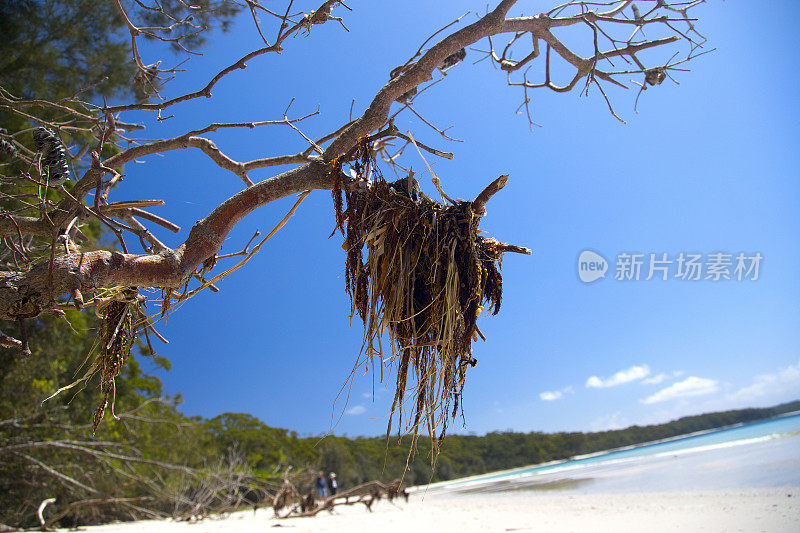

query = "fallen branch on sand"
[273,478,409,518]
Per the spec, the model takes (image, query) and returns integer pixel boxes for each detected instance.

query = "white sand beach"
[55,487,800,533]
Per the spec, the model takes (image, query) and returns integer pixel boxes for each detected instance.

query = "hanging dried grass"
[331,146,525,458]
[42,287,143,433]
[91,289,138,433]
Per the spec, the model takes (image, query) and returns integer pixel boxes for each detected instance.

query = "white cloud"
[727,360,800,404]
[540,390,562,401]
[642,373,669,385]
[586,364,650,388]
[345,405,366,415]
[642,376,719,404]
[586,376,603,388]
[539,385,574,402]
[361,392,372,399]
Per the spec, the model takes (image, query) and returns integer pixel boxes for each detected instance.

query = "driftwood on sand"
[273,478,409,518]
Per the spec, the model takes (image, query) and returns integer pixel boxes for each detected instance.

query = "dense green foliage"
[0,0,242,170]
[0,2,247,528]
[0,313,219,527]
[0,0,239,103]
[1,0,128,103]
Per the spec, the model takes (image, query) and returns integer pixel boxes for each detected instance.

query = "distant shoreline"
[412,410,800,494]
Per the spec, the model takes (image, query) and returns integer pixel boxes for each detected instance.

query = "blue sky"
[118,1,799,437]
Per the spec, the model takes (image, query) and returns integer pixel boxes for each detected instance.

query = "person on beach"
[327,472,338,496]
[315,472,327,498]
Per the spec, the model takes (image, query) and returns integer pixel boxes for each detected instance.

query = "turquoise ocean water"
[429,412,800,494]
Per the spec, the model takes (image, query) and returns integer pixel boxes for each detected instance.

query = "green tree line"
[292,399,800,488]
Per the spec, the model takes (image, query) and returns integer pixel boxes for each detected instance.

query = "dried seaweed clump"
[90,290,141,432]
[45,288,144,433]
[334,173,509,453]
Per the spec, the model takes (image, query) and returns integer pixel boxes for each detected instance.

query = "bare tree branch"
[0,0,706,442]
